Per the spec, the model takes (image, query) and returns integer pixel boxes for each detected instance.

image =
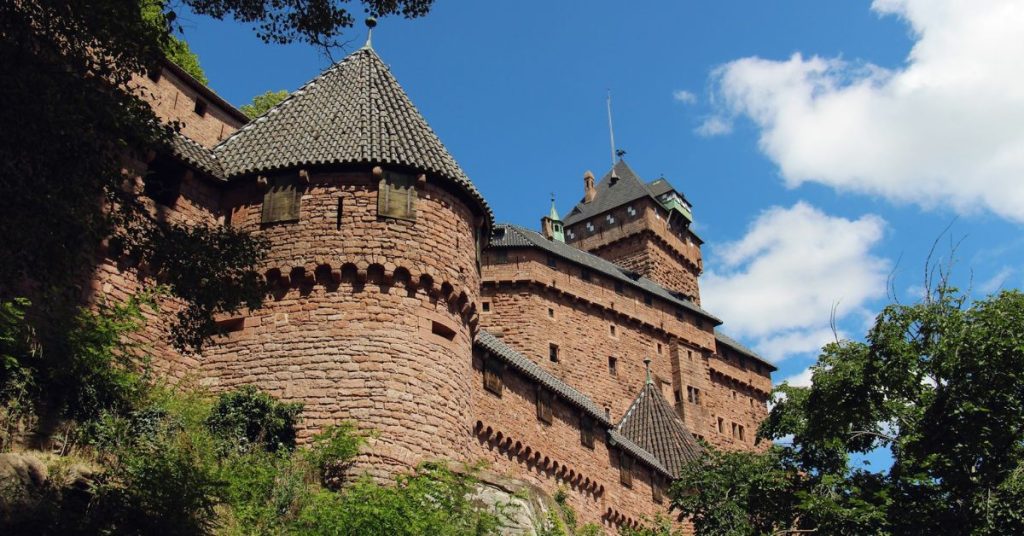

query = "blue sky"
[175,0,1024,393]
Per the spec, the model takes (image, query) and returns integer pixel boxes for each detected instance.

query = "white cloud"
[979,266,1014,294]
[673,89,698,104]
[702,202,890,362]
[695,116,732,137]
[703,0,1024,222]
[782,367,814,388]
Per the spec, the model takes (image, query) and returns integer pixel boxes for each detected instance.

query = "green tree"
[140,0,208,83]
[669,286,1024,535]
[241,90,290,118]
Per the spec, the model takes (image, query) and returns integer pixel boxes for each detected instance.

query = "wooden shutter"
[536,389,553,424]
[378,171,416,221]
[262,178,301,224]
[483,357,503,396]
[580,415,595,449]
[620,452,633,487]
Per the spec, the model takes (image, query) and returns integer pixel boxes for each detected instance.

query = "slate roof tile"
[617,379,704,478]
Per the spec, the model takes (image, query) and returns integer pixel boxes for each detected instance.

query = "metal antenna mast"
[606,90,617,168]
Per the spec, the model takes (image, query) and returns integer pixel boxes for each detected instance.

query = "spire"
[540,193,564,243]
[548,193,560,221]
[364,17,377,49]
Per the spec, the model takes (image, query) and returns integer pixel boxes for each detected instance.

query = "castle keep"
[103,40,776,532]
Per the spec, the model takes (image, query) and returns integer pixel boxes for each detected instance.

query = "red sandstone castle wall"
[469,348,689,534]
[480,249,715,422]
[131,65,245,148]
[204,170,484,477]
[565,199,702,301]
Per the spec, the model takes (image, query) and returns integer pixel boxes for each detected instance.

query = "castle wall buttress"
[204,170,483,478]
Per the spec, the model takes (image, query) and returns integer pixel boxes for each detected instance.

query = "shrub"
[206,385,303,454]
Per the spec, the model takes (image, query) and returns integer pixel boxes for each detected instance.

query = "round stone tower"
[203,42,491,478]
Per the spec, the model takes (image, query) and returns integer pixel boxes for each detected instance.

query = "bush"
[206,385,303,454]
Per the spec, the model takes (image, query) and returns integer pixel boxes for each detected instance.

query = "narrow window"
[687,386,694,403]
[614,281,624,295]
[694,388,702,406]
[738,425,745,442]
[481,301,491,313]
[687,350,693,361]
[547,307,555,319]
[656,343,663,355]
[673,389,681,403]
[546,255,557,268]
[193,98,207,116]
[644,294,653,306]
[483,358,503,396]
[731,422,738,438]
[431,321,455,341]
[620,453,633,487]
[580,415,595,449]
[536,389,553,424]
[608,356,618,376]
[377,171,417,221]
[336,197,343,230]
[675,308,685,320]
[581,269,592,282]
[549,343,559,363]
[652,475,663,503]
[262,177,301,224]
[609,325,616,337]
[717,417,725,434]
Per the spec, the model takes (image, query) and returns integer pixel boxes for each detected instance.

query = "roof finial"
[364,17,377,49]
[643,357,653,385]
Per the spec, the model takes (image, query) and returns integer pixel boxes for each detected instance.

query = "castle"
[100,39,775,532]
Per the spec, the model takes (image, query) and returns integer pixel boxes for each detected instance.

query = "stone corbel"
[256,175,268,188]
[416,173,427,187]
[298,168,310,185]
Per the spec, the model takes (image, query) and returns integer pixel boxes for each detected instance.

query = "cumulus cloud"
[782,367,814,388]
[673,89,698,104]
[702,202,890,362]
[979,266,1015,294]
[701,0,1024,222]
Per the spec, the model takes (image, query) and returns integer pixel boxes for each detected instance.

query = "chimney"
[541,216,555,240]
[583,170,596,203]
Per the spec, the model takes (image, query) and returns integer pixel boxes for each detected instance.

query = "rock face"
[470,472,554,536]
[0,452,48,489]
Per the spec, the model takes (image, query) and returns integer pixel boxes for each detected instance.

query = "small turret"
[583,170,596,203]
[540,195,565,242]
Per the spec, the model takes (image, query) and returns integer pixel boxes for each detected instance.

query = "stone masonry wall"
[204,169,483,478]
[131,67,244,148]
[84,161,225,380]
[480,249,716,423]
[590,235,701,304]
[469,348,689,534]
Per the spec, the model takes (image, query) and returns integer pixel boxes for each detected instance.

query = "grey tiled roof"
[563,160,655,226]
[609,430,672,477]
[476,331,611,426]
[488,224,721,324]
[165,130,224,179]
[715,331,777,372]
[475,331,673,478]
[617,380,704,478]
[213,46,491,221]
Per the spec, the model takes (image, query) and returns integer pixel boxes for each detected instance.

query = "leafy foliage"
[670,287,1024,535]
[141,0,208,83]
[206,385,303,454]
[241,90,290,118]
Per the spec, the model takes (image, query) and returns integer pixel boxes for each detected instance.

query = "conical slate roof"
[563,160,655,226]
[213,45,489,218]
[617,377,704,478]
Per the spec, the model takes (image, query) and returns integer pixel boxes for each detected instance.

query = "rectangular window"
[674,389,681,403]
[644,294,653,306]
[609,325,616,337]
[687,386,694,403]
[614,281,624,295]
[377,171,417,221]
[657,343,663,355]
[431,321,455,341]
[483,358,503,396]
[652,475,663,503]
[336,197,343,230]
[580,416,595,449]
[738,425,746,442]
[717,417,724,434]
[676,308,685,320]
[546,255,557,268]
[549,343,559,363]
[620,453,633,487]
[731,422,738,438]
[481,301,491,312]
[262,177,301,224]
[581,269,591,282]
[193,98,207,116]
[608,356,618,376]
[695,388,702,406]
[547,307,555,319]
[536,389,553,424]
